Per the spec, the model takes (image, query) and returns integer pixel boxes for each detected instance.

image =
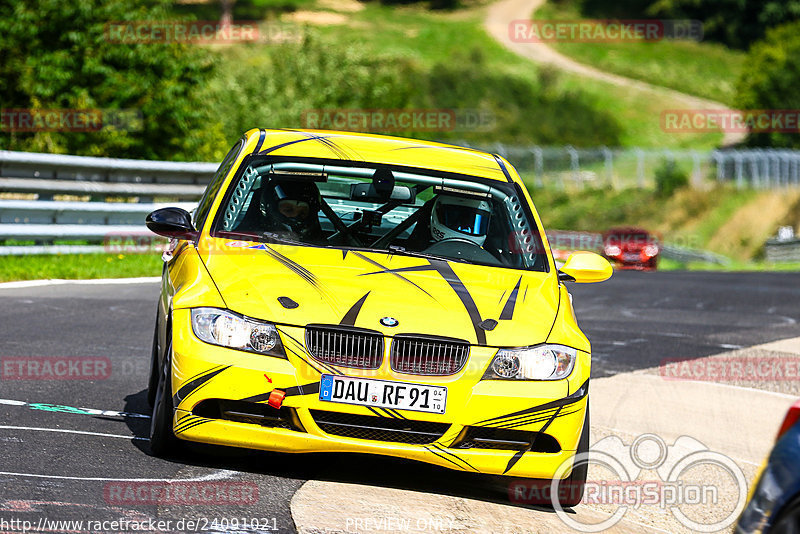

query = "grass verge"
[0,253,163,282]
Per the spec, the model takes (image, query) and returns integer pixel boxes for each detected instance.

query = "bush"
[654,158,689,197]
[0,0,227,161]
[734,21,800,149]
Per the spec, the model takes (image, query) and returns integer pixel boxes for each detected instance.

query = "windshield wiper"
[261,232,314,247]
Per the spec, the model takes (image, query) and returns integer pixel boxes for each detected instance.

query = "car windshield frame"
[208,154,550,273]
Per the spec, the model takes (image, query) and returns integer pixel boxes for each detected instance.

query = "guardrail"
[0,150,214,255]
[765,237,800,263]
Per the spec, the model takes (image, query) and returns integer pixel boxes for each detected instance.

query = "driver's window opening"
[213,160,547,272]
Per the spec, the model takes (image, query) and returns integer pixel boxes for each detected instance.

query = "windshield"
[211,157,548,272]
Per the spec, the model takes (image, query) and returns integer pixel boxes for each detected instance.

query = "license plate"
[623,253,641,261]
[318,375,447,414]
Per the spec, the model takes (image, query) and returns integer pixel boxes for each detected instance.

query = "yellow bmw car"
[145,129,611,506]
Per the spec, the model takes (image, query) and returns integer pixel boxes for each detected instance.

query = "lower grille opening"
[452,427,561,453]
[310,410,450,445]
[192,399,305,432]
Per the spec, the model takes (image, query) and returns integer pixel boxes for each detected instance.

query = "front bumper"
[169,309,589,479]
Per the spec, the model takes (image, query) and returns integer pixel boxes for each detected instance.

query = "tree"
[0,0,227,160]
[734,21,800,148]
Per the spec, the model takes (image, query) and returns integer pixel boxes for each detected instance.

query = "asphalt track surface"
[0,271,799,534]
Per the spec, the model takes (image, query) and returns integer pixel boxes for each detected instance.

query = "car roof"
[242,129,514,183]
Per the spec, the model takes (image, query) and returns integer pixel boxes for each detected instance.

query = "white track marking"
[0,398,151,419]
[0,425,147,441]
[0,277,160,289]
[0,468,238,483]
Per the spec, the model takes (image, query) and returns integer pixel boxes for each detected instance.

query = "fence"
[460,144,800,191]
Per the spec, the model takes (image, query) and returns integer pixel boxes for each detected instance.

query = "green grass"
[659,258,800,272]
[534,0,745,105]
[0,253,163,282]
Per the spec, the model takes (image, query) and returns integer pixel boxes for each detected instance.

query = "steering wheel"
[423,237,503,266]
[426,237,482,249]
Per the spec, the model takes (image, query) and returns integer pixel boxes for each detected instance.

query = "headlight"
[190,307,286,358]
[604,245,621,257]
[483,344,577,380]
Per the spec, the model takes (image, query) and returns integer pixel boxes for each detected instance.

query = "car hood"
[200,238,560,347]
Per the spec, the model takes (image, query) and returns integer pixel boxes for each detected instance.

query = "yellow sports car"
[145,129,611,506]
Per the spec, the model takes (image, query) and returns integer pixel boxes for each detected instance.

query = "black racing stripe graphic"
[258,136,318,155]
[174,415,203,433]
[493,154,513,182]
[340,292,370,327]
[428,260,486,345]
[360,264,438,276]
[499,276,522,321]
[522,284,528,303]
[425,446,468,470]
[473,408,558,428]
[342,250,348,260]
[253,129,266,154]
[475,379,589,426]
[175,419,212,435]
[497,290,507,303]
[172,366,231,407]
[431,444,479,472]
[174,416,202,434]
[353,252,437,301]
[503,406,563,474]
[280,330,343,376]
[262,245,319,288]
[385,408,407,419]
[365,406,386,418]
[494,408,582,430]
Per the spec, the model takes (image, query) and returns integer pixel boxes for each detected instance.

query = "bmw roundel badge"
[380,317,399,327]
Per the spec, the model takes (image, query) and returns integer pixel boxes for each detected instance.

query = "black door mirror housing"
[145,207,198,241]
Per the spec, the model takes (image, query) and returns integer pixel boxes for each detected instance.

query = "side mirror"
[145,207,197,240]
[558,252,612,283]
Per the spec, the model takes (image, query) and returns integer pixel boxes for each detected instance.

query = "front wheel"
[149,340,180,457]
[554,403,590,508]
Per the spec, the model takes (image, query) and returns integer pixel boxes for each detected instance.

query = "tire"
[555,403,590,508]
[149,339,180,457]
[146,315,160,408]
[771,494,800,534]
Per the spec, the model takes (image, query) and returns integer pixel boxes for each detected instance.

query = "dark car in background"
[736,399,800,533]
[602,226,659,270]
